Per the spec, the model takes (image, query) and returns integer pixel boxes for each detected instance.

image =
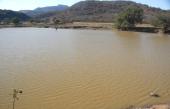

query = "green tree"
[29,19,34,24]
[12,17,20,25]
[53,18,61,25]
[115,7,144,30]
[151,14,170,33]
[52,18,63,29]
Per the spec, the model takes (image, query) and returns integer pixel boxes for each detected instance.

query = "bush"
[12,17,20,25]
[53,17,63,25]
[115,7,144,30]
[151,14,170,32]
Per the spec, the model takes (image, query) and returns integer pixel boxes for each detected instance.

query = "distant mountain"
[0,9,30,22]
[35,0,170,23]
[20,5,69,17]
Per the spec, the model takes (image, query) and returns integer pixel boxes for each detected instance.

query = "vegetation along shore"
[0,0,170,33]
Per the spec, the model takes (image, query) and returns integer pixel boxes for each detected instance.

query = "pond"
[0,28,170,109]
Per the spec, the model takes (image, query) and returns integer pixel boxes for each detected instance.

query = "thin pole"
[12,89,17,109]
[12,98,15,109]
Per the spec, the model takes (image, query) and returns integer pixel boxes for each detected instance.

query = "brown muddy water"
[0,28,170,109]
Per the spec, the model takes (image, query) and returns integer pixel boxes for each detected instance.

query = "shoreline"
[0,22,113,30]
[0,22,170,34]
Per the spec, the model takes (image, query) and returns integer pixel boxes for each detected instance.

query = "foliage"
[0,9,30,22]
[29,19,34,23]
[151,14,170,32]
[53,17,62,25]
[115,7,144,29]
[35,1,164,23]
[1,18,10,24]
[12,17,20,25]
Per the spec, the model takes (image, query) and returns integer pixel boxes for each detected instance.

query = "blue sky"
[0,0,170,11]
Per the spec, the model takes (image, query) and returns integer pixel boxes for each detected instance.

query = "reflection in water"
[0,28,170,109]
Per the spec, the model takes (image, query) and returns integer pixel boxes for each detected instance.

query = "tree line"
[0,17,21,25]
[115,6,170,33]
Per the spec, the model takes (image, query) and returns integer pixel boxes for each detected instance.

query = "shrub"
[151,14,170,32]
[12,17,20,25]
[115,7,144,30]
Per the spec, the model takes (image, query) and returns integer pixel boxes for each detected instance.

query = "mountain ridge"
[34,0,170,23]
[20,5,69,17]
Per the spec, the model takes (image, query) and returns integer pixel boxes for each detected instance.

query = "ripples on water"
[0,28,170,109]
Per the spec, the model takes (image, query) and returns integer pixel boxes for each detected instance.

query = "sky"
[0,0,170,11]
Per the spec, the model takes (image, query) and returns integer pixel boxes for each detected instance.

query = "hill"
[20,5,69,17]
[0,9,30,22]
[35,0,170,23]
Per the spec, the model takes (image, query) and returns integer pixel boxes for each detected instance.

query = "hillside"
[35,0,170,23]
[0,9,30,22]
[20,5,69,17]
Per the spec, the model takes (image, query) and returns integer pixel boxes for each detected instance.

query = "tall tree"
[53,17,61,25]
[12,17,20,25]
[115,7,144,30]
[151,14,170,33]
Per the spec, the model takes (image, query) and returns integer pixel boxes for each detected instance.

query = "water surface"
[0,28,170,109]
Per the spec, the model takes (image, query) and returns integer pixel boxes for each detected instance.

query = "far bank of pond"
[0,22,169,34]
